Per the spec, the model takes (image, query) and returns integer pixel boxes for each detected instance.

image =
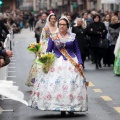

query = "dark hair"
[93,14,101,22]
[58,18,69,28]
[82,11,88,17]
[48,14,57,21]
[64,13,71,17]
[40,12,47,17]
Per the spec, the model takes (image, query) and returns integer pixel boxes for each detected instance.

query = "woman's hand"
[6,50,13,57]
[90,28,93,31]
[0,59,5,67]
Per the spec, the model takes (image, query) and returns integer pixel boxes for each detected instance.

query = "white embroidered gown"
[28,33,88,112]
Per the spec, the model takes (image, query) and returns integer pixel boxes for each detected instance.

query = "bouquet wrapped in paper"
[36,52,55,73]
[27,42,41,56]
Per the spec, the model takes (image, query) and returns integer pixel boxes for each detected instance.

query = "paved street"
[0,28,120,120]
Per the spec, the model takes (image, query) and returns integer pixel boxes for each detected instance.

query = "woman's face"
[49,16,57,25]
[94,16,99,22]
[58,19,68,33]
[105,15,110,21]
[77,19,83,26]
[114,16,119,23]
[83,13,88,19]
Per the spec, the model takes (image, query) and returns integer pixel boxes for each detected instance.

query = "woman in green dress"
[114,32,120,75]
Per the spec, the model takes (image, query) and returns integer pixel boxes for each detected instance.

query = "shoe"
[96,64,99,69]
[98,62,102,68]
[61,111,66,116]
[68,112,74,116]
[108,64,111,67]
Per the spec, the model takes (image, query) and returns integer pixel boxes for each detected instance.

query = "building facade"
[1,0,16,12]
[1,0,120,13]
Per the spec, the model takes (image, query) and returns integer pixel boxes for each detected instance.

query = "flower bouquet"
[36,52,55,73]
[27,42,41,56]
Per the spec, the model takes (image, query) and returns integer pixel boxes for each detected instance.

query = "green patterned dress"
[114,50,120,75]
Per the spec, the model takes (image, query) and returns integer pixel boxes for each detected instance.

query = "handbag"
[99,38,109,49]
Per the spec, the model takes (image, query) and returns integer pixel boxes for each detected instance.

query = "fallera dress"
[28,33,88,112]
[25,25,55,87]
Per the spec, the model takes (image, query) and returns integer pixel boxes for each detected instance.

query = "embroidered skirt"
[25,60,41,87]
[114,50,120,75]
[28,56,88,112]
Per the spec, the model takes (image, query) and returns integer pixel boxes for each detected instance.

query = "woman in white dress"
[28,16,88,116]
[25,13,57,87]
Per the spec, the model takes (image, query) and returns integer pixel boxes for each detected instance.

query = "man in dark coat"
[87,14,107,69]
[0,13,9,43]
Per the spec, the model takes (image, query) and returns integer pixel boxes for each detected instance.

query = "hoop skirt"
[28,56,88,112]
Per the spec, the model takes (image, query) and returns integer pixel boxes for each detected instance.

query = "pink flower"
[69,94,74,100]
[68,67,71,70]
[62,85,68,91]
[50,67,55,72]
[46,94,52,100]
[77,96,83,101]
[37,92,40,97]
[74,68,78,73]
[30,91,33,95]
[57,94,62,100]
[58,66,62,70]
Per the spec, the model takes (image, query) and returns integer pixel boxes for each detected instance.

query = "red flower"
[58,66,62,70]
[62,85,68,91]
[69,94,74,100]
[30,91,33,95]
[77,96,83,101]
[46,94,52,100]
[57,94,62,100]
[37,92,40,97]
[68,67,71,70]
[50,67,55,72]
[74,68,78,73]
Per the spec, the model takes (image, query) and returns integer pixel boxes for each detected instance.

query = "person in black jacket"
[0,13,9,43]
[87,14,107,69]
[0,42,12,67]
[28,13,34,31]
[0,42,5,67]
[72,18,88,69]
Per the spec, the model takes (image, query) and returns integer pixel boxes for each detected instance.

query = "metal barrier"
[0,32,13,100]
[0,34,10,100]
